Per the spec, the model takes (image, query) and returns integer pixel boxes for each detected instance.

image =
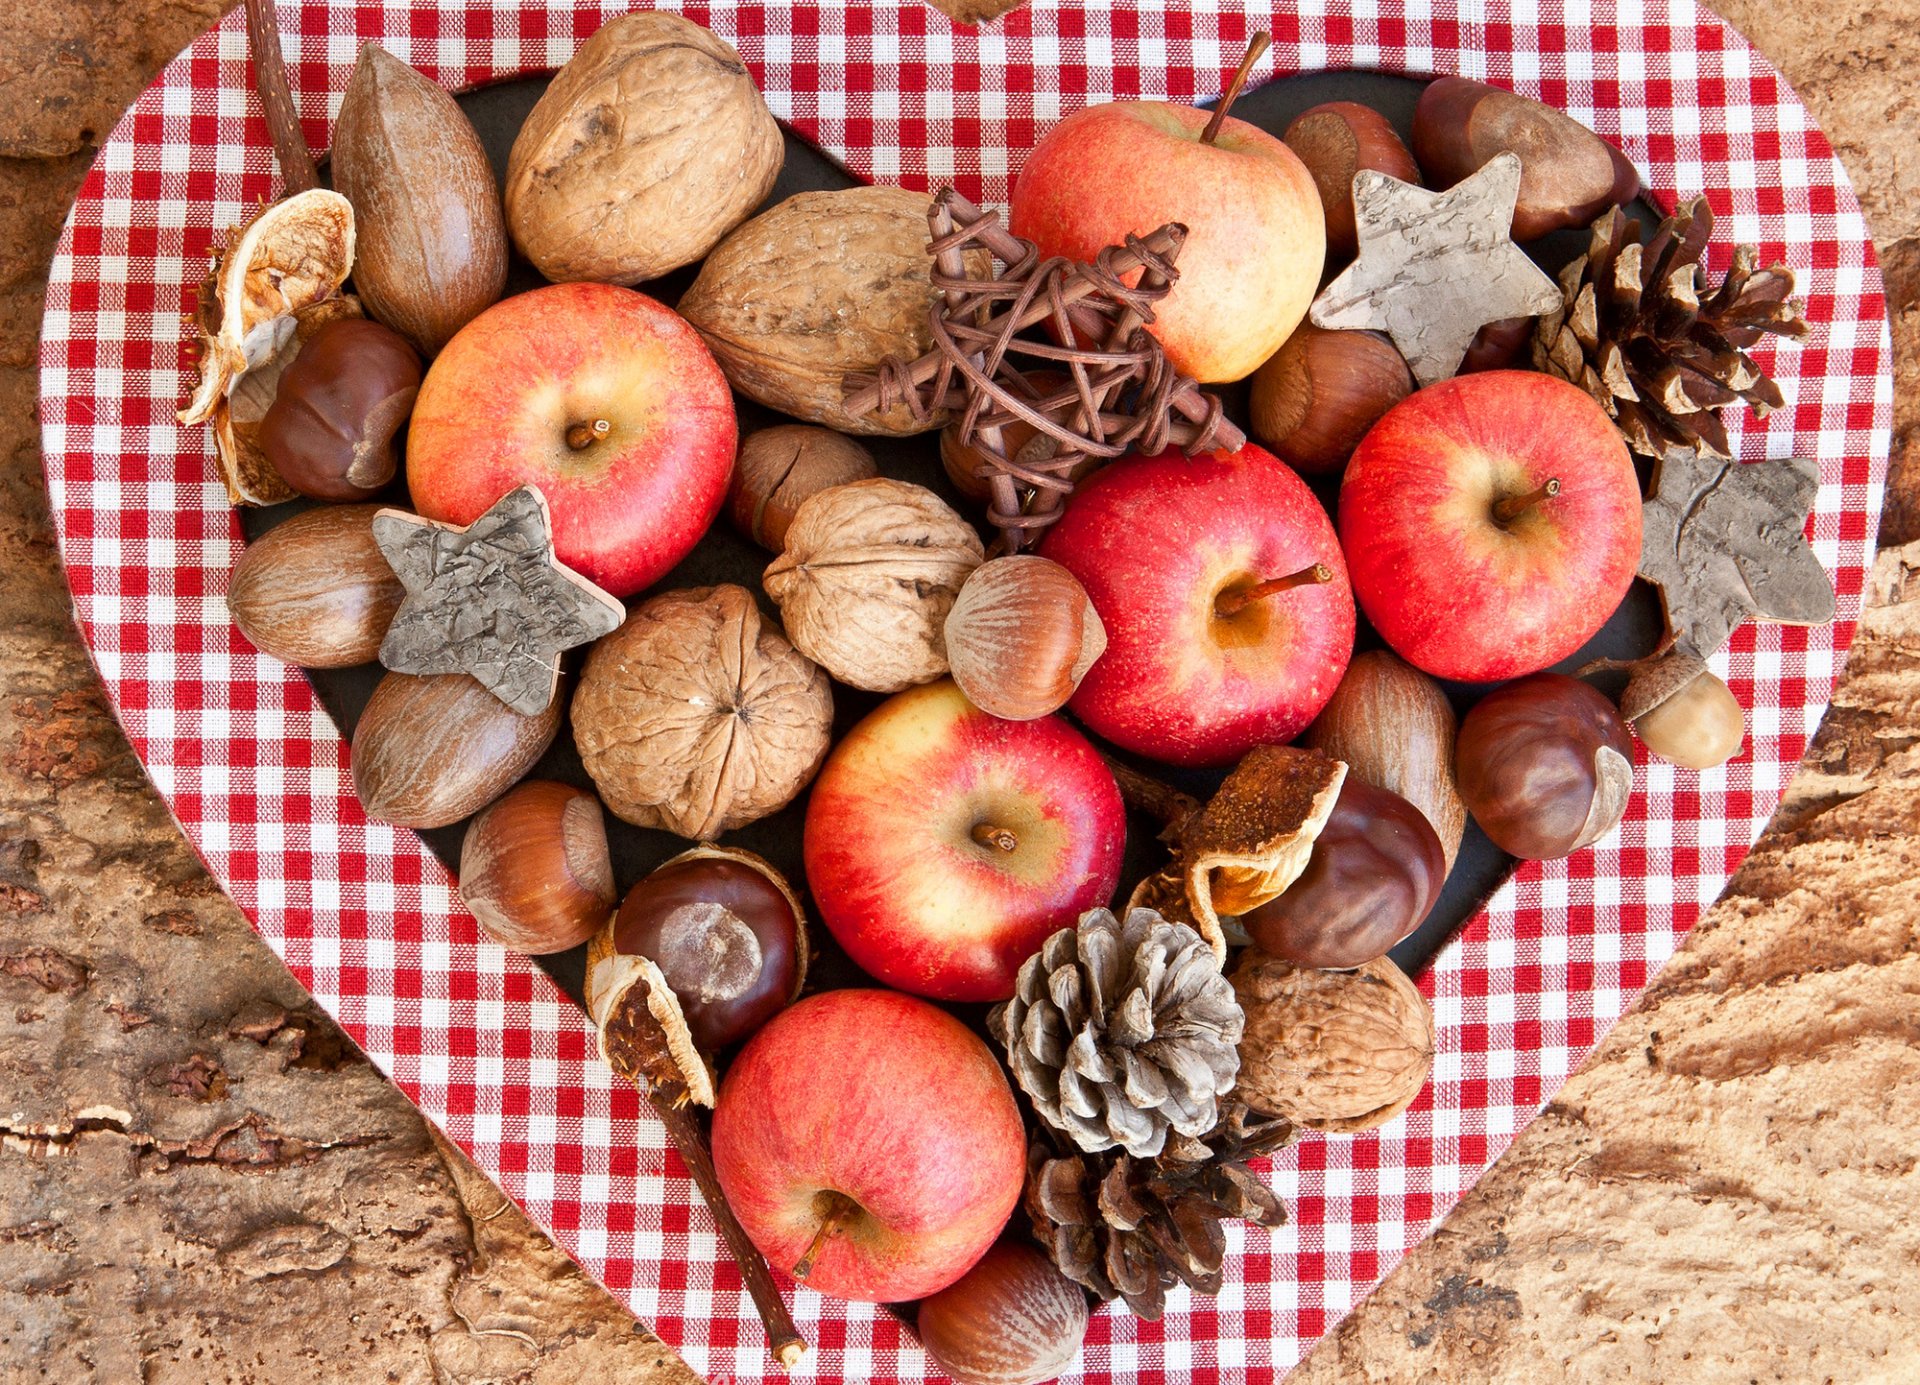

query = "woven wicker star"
[844,188,1243,549]
[373,486,625,715]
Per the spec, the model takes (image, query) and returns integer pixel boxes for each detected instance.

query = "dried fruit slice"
[178,188,356,503]
[583,929,717,1108]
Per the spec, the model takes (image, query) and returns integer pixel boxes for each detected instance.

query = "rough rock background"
[1,1,1913,1381]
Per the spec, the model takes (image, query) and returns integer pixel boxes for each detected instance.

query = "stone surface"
[0,3,1914,1383]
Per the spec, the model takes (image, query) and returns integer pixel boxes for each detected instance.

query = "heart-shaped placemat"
[37,1,1890,1379]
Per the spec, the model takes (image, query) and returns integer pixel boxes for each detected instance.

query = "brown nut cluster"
[1230,949,1434,1133]
[1456,672,1634,860]
[459,781,615,955]
[728,425,877,551]
[227,505,403,667]
[944,556,1108,721]
[259,318,420,500]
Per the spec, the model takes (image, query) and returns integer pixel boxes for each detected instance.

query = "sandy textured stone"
[0,1,1914,1382]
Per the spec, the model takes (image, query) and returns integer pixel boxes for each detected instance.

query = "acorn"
[1619,650,1745,770]
[943,556,1107,720]
[459,781,615,954]
[1249,325,1414,475]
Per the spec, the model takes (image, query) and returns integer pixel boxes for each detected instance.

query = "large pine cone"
[1533,197,1807,463]
[990,907,1243,1159]
[1025,1101,1293,1320]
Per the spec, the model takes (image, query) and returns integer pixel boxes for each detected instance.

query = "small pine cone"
[1532,197,1808,463]
[991,907,1244,1159]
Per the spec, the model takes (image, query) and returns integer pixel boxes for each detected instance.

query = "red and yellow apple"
[710,988,1027,1303]
[406,282,735,598]
[1010,102,1325,383]
[1339,371,1642,683]
[803,680,1124,1003]
[1040,443,1356,767]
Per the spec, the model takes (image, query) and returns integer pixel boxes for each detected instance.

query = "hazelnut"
[728,425,876,551]
[916,1239,1089,1385]
[572,584,834,840]
[1456,673,1634,860]
[763,478,985,692]
[351,671,562,829]
[1241,777,1447,969]
[1620,650,1745,770]
[944,556,1107,721]
[938,370,1075,503]
[1282,102,1422,260]
[459,781,615,955]
[1249,325,1413,475]
[1231,949,1434,1133]
[605,846,807,1052]
[227,505,403,667]
[259,318,421,500]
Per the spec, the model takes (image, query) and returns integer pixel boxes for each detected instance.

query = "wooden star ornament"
[373,486,625,715]
[1638,451,1835,658]
[1311,152,1565,385]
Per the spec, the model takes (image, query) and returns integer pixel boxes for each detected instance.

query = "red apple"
[1010,102,1325,384]
[1039,443,1356,767]
[406,282,735,598]
[711,989,1027,1303]
[1339,371,1642,683]
[804,680,1124,1003]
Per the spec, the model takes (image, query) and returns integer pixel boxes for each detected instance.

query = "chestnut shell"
[260,318,421,501]
[613,853,802,1050]
[1241,777,1446,969]
[1455,673,1635,859]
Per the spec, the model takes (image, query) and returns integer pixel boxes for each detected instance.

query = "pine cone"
[1024,1101,1293,1320]
[1532,197,1807,463]
[991,908,1243,1159]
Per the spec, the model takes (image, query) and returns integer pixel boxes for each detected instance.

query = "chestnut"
[1282,101,1422,260]
[916,1239,1089,1385]
[1240,777,1446,969]
[259,317,421,500]
[459,780,615,955]
[611,846,806,1051]
[1249,324,1413,474]
[1456,673,1635,860]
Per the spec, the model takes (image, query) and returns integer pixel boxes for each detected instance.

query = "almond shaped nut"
[679,186,992,435]
[459,780,615,955]
[351,671,562,829]
[763,478,985,692]
[504,12,783,285]
[227,505,404,668]
[944,555,1107,720]
[332,44,508,355]
[728,425,877,551]
[1230,949,1434,1134]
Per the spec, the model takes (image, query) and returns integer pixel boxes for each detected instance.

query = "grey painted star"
[1311,152,1565,385]
[373,485,625,715]
[1638,451,1834,658]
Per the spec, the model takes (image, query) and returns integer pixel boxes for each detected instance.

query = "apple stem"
[792,1191,857,1283]
[1200,31,1273,146]
[1213,562,1333,618]
[971,822,1020,852]
[566,419,611,451]
[1493,476,1562,524]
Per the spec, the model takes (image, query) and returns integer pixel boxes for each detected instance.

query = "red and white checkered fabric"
[38,1,1890,1379]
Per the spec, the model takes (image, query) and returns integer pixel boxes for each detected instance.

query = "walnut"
[571,584,833,840]
[1230,949,1434,1133]
[763,478,984,692]
[504,13,781,285]
[678,186,990,435]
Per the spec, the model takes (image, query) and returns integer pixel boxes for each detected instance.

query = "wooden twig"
[243,0,319,193]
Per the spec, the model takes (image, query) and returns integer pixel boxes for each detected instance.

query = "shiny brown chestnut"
[260,317,422,500]
[1240,777,1446,969]
[1282,101,1422,261]
[1455,673,1635,860]
[611,846,807,1050]
[1412,77,1641,241]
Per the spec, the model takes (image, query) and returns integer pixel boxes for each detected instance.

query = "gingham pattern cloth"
[38,1,1890,1379]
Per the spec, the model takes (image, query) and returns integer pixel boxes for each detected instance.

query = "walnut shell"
[572,584,833,840]
[678,186,989,435]
[763,478,984,692]
[505,13,782,285]
[1230,949,1434,1134]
